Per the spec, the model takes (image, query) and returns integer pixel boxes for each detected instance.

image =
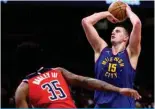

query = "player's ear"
[123,36,129,42]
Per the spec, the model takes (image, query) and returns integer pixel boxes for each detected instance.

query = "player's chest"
[99,55,125,69]
[97,54,127,78]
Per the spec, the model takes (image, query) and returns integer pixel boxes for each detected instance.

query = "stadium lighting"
[105,0,140,5]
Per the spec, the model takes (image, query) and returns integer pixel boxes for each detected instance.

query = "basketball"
[108,1,127,22]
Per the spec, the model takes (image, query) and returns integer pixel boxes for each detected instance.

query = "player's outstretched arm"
[126,4,142,56]
[57,67,141,100]
[81,11,118,61]
[15,82,29,108]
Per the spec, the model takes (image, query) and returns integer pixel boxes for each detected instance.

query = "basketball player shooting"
[81,2,141,108]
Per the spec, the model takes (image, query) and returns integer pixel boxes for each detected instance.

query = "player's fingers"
[130,91,137,99]
[125,3,131,10]
[112,19,117,23]
[110,17,119,23]
[132,93,138,100]
[108,13,119,23]
[107,17,116,23]
[135,91,142,99]
[113,17,119,22]
[125,3,129,7]
[133,91,141,100]
[136,92,142,99]
[112,17,120,23]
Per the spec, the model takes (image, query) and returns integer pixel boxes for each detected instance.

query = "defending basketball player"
[15,67,141,108]
[81,2,141,108]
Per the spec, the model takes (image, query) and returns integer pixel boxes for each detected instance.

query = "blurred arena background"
[1,1,154,108]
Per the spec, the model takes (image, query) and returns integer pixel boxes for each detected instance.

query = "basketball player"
[81,4,141,108]
[15,67,141,108]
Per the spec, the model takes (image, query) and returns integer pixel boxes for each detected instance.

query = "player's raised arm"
[15,82,29,108]
[81,11,118,60]
[57,67,141,100]
[126,4,142,56]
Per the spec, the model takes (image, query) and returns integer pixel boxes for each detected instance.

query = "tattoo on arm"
[58,67,120,93]
[81,77,120,92]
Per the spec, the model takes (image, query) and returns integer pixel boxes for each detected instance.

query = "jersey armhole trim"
[22,79,28,83]
[95,46,108,64]
[125,49,136,72]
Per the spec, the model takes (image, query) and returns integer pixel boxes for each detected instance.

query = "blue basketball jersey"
[94,47,136,108]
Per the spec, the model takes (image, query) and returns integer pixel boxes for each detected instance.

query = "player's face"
[111,27,128,44]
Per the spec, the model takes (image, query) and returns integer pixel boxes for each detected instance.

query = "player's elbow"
[82,13,97,26]
[134,20,142,28]
[82,18,89,26]
[82,17,93,26]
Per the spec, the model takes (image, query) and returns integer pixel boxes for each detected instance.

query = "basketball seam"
[116,2,123,20]
[115,9,123,20]
[122,6,127,20]
[109,2,126,21]
[120,7,123,20]
[110,6,121,19]
[121,5,127,21]
[109,6,122,13]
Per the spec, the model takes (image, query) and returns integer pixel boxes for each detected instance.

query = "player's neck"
[112,43,126,55]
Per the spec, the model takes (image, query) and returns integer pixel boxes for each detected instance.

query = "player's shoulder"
[100,46,111,53]
[22,72,38,83]
[52,67,63,72]
[17,81,29,90]
[16,81,29,95]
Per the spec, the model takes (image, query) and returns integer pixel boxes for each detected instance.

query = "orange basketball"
[108,1,127,22]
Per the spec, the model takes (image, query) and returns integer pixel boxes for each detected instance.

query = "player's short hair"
[114,20,132,37]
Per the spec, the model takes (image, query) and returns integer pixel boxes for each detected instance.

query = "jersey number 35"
[41,80,67,101]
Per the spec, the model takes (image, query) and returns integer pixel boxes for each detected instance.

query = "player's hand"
[106,11,119,23]
[119,88,142,100]
[126,3,131,11]
[125,4,132,17]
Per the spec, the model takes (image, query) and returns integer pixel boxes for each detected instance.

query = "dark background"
[1,1,154,108]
